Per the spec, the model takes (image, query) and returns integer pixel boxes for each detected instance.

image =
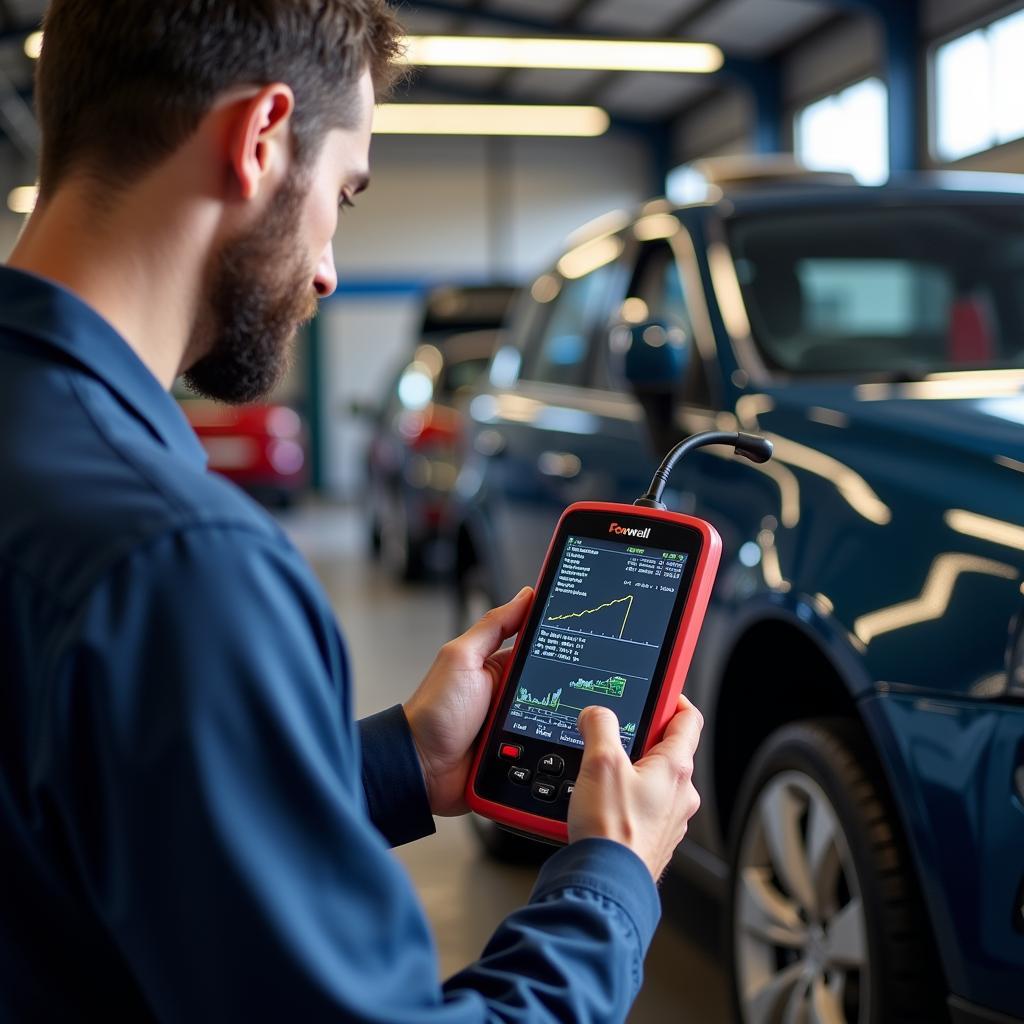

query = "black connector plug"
[634,430,774,511]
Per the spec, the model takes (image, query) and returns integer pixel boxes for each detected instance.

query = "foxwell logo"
[608,522,651,539]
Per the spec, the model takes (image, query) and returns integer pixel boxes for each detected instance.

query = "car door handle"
[538,451,582,479]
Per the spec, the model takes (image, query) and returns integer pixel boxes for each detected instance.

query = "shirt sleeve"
[359,705,436,847]
[46,522,659,1023]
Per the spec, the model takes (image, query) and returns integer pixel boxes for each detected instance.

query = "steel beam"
[719,56,783,154]
[816,0,921,172]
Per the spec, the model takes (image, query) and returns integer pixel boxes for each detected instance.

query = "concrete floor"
[280,504,731,1023]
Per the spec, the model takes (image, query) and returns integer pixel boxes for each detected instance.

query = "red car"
[179,398,308,507]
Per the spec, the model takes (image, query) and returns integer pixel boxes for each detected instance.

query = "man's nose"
[314,240,338,299]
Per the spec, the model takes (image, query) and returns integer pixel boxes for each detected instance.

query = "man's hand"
[404,587,533,817]
[568,697,704,881]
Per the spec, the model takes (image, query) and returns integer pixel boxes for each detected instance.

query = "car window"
[522,260,618,387]
[729,204,1024,375]
[630,242,694,329]
[592,239,709,404]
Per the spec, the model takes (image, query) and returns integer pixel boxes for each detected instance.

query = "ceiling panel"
[502,68,609,102]
[687,0,833,57]
[398,9,463,34]
[484,0,583,22]
[8,0,46,24]
[581,0,707,35]
[601,72,712,119]
[417,66,508,93]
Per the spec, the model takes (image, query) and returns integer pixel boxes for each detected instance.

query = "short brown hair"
[35,0,404,198]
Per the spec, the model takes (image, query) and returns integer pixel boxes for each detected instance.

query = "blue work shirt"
[0,266,661,1022]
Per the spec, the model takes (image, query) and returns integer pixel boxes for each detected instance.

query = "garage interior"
[2,1,1024,1022]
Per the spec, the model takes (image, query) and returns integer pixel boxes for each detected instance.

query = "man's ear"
[227,84,296,202]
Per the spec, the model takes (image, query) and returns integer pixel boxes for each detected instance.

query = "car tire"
[727,719,947,1024]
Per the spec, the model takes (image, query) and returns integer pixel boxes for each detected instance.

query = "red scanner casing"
[465,500,722,844]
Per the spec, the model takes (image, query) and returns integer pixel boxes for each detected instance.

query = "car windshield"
[727,202,1024,377]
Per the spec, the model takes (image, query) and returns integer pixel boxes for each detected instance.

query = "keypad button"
[560,780,576,800]
[532,780,558,802]
[498,743,523,762]
[508,767,531,786]
[538,754,565,778]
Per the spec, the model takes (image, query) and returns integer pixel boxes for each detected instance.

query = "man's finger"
[578,706,628,768]
[457,587,532,660]
[638,697,703,773]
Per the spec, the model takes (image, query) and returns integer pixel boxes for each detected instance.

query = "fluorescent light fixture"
[24,31,43,60]
[402,35,723,74]
[374,104,609,137]
[7,185,38,215]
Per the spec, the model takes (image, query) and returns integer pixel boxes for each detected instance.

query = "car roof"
[690,172,1024,220]
[557,174,1024,255]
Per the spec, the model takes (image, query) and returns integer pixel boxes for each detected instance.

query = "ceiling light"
[7,185,38,215]
[24,31,43,60]
[402,35,723,74]
[374,104,609,137]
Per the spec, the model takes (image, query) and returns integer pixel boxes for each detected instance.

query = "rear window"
[728,203,1024,376]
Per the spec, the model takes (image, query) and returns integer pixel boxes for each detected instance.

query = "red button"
[499,743,522,761]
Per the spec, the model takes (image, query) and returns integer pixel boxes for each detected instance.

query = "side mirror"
[610,319,690,392]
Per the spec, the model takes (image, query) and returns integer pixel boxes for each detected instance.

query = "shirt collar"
[0,265,207,468]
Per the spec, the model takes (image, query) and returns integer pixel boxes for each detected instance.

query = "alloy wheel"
[734,770,869,1024]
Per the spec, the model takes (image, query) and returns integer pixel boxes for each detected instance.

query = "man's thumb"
[578,705,623,757]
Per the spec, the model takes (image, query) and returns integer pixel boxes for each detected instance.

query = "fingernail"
[516,586,532,599]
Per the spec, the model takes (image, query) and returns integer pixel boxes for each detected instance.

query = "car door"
[479,240,633,590]
[586,227,715,512]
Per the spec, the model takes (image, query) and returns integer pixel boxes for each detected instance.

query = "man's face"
[184,72,374,404]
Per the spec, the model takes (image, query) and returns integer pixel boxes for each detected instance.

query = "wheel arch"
[712,611,867,851]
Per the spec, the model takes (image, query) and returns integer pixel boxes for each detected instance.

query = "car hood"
[754,375,1024,467]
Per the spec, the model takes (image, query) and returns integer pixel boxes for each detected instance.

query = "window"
[523,259,618,386]
[933,8,1024,161]
[794,78,889,186]
[728,203,1024,376]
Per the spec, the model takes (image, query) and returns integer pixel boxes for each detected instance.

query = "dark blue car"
[447,173,1024,1024]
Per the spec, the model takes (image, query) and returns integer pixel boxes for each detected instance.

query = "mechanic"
[0,2,704,1021]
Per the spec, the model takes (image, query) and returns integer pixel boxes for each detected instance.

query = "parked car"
[178,396,308,507]
[363,329,501,579]
[448,170,1024,1024]
[420,283,517,344]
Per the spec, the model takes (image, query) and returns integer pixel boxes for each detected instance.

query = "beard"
[183,177,320,405]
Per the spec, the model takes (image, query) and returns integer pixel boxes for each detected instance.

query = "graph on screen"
[502,534,688,754]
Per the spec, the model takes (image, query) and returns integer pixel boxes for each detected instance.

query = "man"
[0,2,704,1021]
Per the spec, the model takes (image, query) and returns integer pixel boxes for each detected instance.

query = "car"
[363,329,502,579]
[420,283,517,344]
[178,396,308,507]
[448,168,1024,1024]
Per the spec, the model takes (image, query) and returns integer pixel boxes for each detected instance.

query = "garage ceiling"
[0,0,851,137]
[401,0,847,121]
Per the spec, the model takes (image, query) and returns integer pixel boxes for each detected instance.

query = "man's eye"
[338,195,356,212]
